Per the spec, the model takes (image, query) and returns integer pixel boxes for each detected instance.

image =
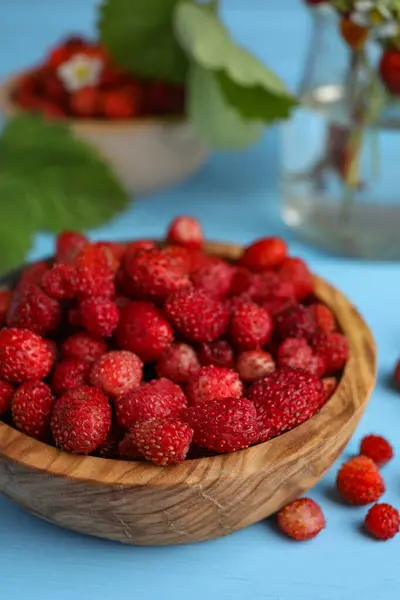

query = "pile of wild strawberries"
[0,216,350,467]
[12,36,185,120]
[278,434,399,542]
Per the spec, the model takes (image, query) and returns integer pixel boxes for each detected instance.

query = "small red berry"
[0,290,12,327]
[276,304,317,342]
[321,376,337,401]
[197,340,235,369]
[365,503,400,541]
[0,328,54,383]
[118,429,142,460]
[51,359,90,396]
[360,435,394,468]
[379,49,400,96]
[41,264,77,300]
[336,456,385,505]
[70,87,101,118]
[394,359,400,387]
[186,365,243,406]
[96,423,124,459]
[309,303,336,333]
[12,381,54,440]
[156,343,200,383]
[277,498,326,541]
[7,284,61,335]
[229,301,273,350]
[0,380,14,416]
[166,216,204,249]
[191,261,235,298]
[236,350,276,383]
[61,332,107,364]
[101,89,140,119]
[56,231,88,264]
[73,243,115,300]
[130,418,194,466]
[239,237,288,271]
[18,260,49,288]
[79,297,119,338]
[312,332,349,374]
[278,257,314,301]
[90,350,143,397]
[277,338,325,377]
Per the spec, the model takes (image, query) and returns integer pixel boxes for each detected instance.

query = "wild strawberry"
[0,289,11,327]
[191,261,235,298]
[262,292,296,319]
[79,297,119,338]
[11,381,54,440]
[115,378,187,429]
[95,241,126,265]
[166,216,204,249]
[51,386,112,454]
[336,456,385,505]
[365,503,400,541]
[360,435,394,468]
[51,359,90,396]
[248,366,325,441]
[156,343,200,383]
[312,332,349,373]
[379,49,400,96]
[102,89,141,119]
[394,360,400,387]
[7,284,61,335]
[130,418,193,465]
[96,423,124,459]
[56,230,88,264]
[118,429,142,460]
[309,303,336,333]
[164,289,229,343]
[278,257,314,301]
[0,380,14,416]
[124,240,157,257]
[321,377,337,400]
[229,268,281,302]
[90,350,143,397]
[277,338,325,377]
[186,365,243,406]
[70,86,101,118]
[116,301,174,362]
[41,69,66,103]
[73,243,115,300]
[276,305,317,342]
[61,332,107,364]
[41,263,77,300]
[239,237,288,271]
[124,248,191,302]
[229,301,273,350]
[277,498,326,541]
[18,260,50,288]
[0,328,55,383]
[198,340,235,369]
[236,350,276,383]
[183,397,258,453]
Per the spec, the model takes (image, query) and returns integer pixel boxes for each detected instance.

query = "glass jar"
[280,3,400,260]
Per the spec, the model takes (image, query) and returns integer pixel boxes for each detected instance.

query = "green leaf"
[174,2,296,122]
[188,64,263,149]
[0,114,130,271]
[98,0,188,83]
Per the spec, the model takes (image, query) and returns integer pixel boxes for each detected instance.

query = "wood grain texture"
[0,242,377,546]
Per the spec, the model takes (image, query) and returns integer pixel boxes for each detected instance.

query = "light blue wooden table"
[2,1,400,599]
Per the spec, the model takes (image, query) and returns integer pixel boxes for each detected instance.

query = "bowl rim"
[0,240,377,488]
[0,70,187,133]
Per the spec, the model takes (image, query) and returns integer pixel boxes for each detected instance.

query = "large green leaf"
[98,0,188,83]
[188,64,263,149]
[174,2,296,122]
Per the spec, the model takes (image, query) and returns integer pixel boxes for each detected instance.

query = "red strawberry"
[379,49,400,96]
[156,343,200,383]
[79,297,119,338]
[12,381,54,440]
[197,340,235,369]
[0,380,14,416]
[239,237,288,271]
[191,261,235,298]
[276,305,317,342]
[51,386,112,454]
[186,365,243,405]
[0,328,55,383]
[360,435,394,468]
[164,288,229,343]
[278,257,314,301]
[321,376,338,400]
[229,268,281,303]
[394,359,400,388]
[73,243,115,300]
[118,429,142,460]
[261,292,296,319]
[229,301,273,350]
[102,88,141,119]
[90,350,143,397]
[365,503,400,540]
[336,456,385,505]
[116,301,174,362]
[248,366,325,441]
[183,397,258,453]
[236,350,276,383]
[312,332,349,373]
[56,230,88,264]
[41,264,77,300]
[0,290,12,327]
[51,359,90,396]
[18,260,49,288]
[115,378,187,429]
[96,423,124,459]
[61,332,107,364]
[70,87,101,118]
[124,240,157,257]
[130,418,193,465]
[309,303,336,333]
[7,284,61,335]
[166,216,204,249]
[277,338,325,377]
[277,498,326,541]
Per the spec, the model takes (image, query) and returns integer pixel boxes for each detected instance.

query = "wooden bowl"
[0,242,376,546]
[0,72,208,194]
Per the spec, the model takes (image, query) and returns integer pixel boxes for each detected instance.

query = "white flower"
[354,1,374,11]
[57,54,103,92]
